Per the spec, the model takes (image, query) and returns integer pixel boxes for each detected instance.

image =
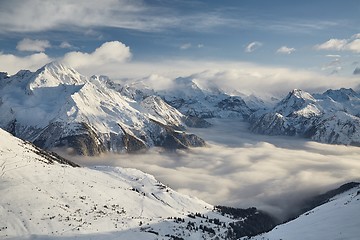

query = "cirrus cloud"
[0,0,237,33]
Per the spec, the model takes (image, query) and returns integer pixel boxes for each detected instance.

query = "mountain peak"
[28,61,87,90]
[289,89,315,101]
[40,61,69,71]
[273,89,319,117]
[323,88,359,102]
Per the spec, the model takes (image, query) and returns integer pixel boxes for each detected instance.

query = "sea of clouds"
[69,119,360,220]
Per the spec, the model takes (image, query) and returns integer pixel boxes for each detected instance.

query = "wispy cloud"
[326,54,341,58]
[180,43,205,50]
[266,20,341,34]
[16,38,51,52]
[0,0,236,33]
[245,41,262,53]
[180,43,192,50]
[314,33,360,53]
[276,46,296,54]
[59,41,72,49]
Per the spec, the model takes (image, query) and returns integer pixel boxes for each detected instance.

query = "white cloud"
[59,41,72,49]
[180,43,192,50]
[16,38,51,52]
[197,44,204,48]
[1,41,358,96]
[315,33,360,53]
[0,0,235,33]
[68,119,360,220]
[276,46,296,54]
[326,54,341,58]
[113,60,357,96]
[62,41,131,73]
[346,39,360,53]
[245,41,262,53]
[0,52,52,74]
[315,39,347,51]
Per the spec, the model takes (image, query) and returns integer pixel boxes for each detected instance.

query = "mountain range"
[250,88,360,146]
[0,62,205,155]
[2,62,359,153]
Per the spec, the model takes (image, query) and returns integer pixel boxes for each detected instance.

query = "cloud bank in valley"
[68,119,360,220]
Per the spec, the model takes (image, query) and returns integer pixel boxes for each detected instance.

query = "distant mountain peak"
[288,89,315,101]
[323,88,359,102]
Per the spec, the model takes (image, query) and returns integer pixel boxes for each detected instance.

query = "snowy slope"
[0,62,205,155]
[0,127,228,239]
[246,184,360,240]
[115,76,254,119]
[0,128,275,240]
[160,77,252,119]
[140,95,186,129]
[250,88,360,146]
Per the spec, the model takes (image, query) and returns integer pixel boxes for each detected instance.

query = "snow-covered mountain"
[246,182,360,240]
[250,88,360,146]
[98,72,360,147]
[0,62,205,155]
[114,76,255,119]
[0,128,276,239]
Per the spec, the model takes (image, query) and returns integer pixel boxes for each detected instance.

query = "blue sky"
[0,0,359,94]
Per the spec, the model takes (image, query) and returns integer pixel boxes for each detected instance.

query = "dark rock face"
[217,96,251,118]
[184,115,212,128]
[250,112,294,136]
[299,182,360,216]
[33,122,106,156]
[118,124,148,152]
[151,119,206,150]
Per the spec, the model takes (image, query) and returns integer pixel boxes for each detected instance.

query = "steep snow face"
[158,77,253,119]
[310,111,360,145]
[140,95,185,129]
[247,184,360,240]
[318,88,360,116]
[250,88,360,146]
[0,62,205,155]
[112,76,255,119]
[274,89,322,118]
[0,128,242,239]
